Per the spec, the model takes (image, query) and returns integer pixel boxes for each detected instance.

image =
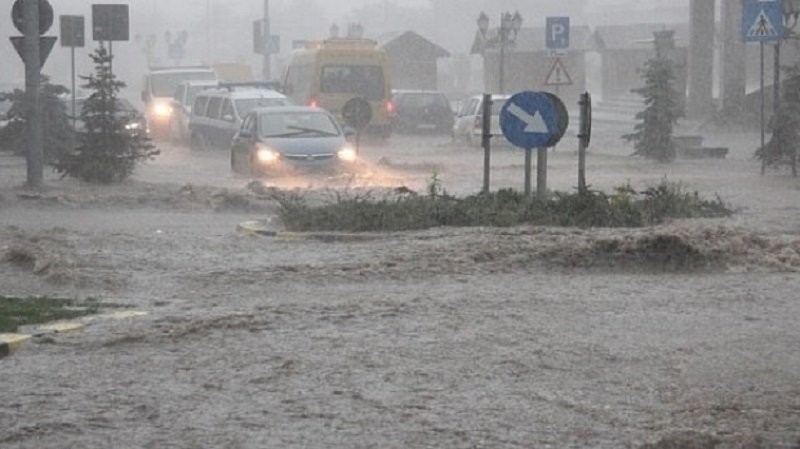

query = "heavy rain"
[1,0,799,448]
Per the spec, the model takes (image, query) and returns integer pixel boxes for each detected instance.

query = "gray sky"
[0,0,691,91]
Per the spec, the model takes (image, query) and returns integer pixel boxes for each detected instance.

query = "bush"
[271,179,731,233]
[0,76,75,162]
[54,45,158,183]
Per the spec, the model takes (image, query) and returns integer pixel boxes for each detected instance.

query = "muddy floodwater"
[1,122,799,448]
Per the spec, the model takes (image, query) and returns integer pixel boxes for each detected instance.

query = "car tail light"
[308,98,319,108]
[385,100,395,114]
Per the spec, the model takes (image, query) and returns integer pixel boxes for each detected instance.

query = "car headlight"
[151,102,173,119]
[337,145,357,162]
[125,122,141,131]
[256,144,280,164]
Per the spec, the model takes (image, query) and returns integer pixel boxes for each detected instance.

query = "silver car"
[230,106,358,176]
[452,94,510,146]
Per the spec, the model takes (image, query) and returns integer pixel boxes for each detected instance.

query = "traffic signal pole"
[24,0,44,187]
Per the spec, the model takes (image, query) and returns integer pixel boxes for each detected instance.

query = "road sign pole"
[481,93,492,193]
[760,41,766,176]
[71,45,76,128]
[774,41,780,116]
[262,0,271,80]
[537,148,547,200]
[524,148,532,196]
[578,92,589,195]
[24,0,43,187]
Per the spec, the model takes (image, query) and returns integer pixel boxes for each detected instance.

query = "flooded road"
[1,127,799,448]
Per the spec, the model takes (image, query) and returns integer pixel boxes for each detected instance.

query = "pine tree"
[756,64,800,177]
[54,45,159,183]
[0,76,75,162]
[624,57,683,163]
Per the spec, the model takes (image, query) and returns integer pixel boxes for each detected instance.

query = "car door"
[219,98,238,148]
[231,113,256,170]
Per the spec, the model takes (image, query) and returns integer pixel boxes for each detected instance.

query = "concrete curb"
[237,221,385,243]
[0,333,32,359]
[0,311,148,360]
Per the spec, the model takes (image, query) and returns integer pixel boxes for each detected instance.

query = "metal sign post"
[60,15,85,128]
[499,91,568,199]
[481,93,492,193]
[10,0,56,187]
[577,92,592,194]
[741,0,783,175]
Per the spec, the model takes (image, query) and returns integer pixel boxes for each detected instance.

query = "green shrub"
[271,179,731,233]
[54,45,158,183]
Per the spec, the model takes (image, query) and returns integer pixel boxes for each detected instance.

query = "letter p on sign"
[546,17,570,50]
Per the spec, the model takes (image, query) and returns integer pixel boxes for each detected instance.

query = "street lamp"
[774,0,800,112]
[476,10,523,94]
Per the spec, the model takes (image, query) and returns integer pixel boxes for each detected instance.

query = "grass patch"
[271,179,731,232]
[0,296,116,333]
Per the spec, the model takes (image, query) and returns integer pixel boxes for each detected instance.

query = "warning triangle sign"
[544,57,573,86]
[747,9,778,38]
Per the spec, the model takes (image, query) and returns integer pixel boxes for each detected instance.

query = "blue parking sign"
[546,17,570,50]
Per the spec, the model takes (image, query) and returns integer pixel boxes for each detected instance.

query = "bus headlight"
[337,145,357,162]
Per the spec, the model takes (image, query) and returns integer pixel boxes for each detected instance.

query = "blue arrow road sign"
[500,91,568,149]
[546,17,570,50]
[742,0,783,43]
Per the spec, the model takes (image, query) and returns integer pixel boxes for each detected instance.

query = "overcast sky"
[0,0,691,90]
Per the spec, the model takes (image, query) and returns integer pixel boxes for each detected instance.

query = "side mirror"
[141,91,148,102]
[343,126,357,138]
[238,131,251,139]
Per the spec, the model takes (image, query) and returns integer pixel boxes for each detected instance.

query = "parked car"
[189,83,292,151]
[230,106,358,176]
[391,90,454,134]
[169,79,219,145]
[452,94,510,146]
[72,97,149,138]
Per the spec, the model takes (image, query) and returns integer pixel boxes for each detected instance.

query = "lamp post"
[774,0,800,113]
[476,11,522,94]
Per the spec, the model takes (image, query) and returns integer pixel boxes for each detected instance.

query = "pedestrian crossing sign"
[742,0,784,43]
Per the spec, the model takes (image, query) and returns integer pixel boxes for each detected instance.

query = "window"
[205,97,223,119]
[150,71,216,97]
[285,64,312,100]
[192,96,209,116]
[321,65,385,101]
[220,99,235,122]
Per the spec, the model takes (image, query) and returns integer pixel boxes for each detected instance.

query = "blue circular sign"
[500,91,568,149]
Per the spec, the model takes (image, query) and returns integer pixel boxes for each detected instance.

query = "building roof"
[377,31,451,59]
[590,23,690,50]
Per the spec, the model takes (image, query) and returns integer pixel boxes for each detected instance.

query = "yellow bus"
[282,39,393,138]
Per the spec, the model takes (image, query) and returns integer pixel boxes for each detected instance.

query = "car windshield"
[236,98,291,118]
[260,111,340,138]
[186,85,215,106]
[151,71,216,97]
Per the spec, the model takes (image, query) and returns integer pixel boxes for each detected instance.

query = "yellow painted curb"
[36,322,85,335]
[0,333,32,352]
[237,221,276,237]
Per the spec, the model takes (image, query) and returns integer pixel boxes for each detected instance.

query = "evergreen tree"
[756,64,800,177]
[54,45,158,183]
[624,57,683,163]
[0,76,74,162]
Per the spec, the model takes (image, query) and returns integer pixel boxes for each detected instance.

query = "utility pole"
[262,0,271,81]
[24,0,43,187]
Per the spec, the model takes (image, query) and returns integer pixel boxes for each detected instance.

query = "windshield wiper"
[286,125,338,136]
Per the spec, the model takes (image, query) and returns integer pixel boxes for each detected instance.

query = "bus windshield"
[320,65,385,101]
